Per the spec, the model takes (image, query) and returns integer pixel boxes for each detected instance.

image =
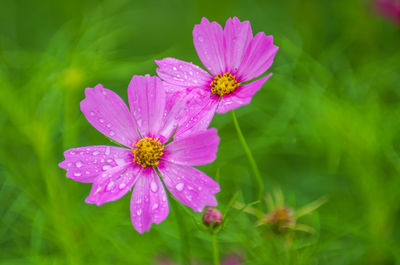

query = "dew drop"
[109,131,115,136]
[137,209,142,216]
[102,165,112,171]
[176,183,184,191]
[90,111,95,116]
[75,161,83,168]
[106,123,111,128]
[152,203,159,210]
[85,171,90,175]
[150,181,158,192]
[92,150,100,155]
[173,66,177,71]
[119,183,126,189]
[74,172,81,177]
[107,181,115,190]
[99,118,104,123]
[105,146,111,155]
[198,35,204,42]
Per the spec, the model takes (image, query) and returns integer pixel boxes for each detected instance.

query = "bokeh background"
[1,0,400,264]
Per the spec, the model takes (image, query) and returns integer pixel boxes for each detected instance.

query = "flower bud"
[202,208,223,228]
[264,206,295,234]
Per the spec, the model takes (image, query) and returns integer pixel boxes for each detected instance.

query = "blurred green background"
[1,0,400,264]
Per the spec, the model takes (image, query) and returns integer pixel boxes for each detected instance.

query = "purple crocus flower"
[156,17,279,116]
[59,75,220,233]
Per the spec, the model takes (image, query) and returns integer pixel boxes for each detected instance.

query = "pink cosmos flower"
[156,17,279,116]
[375,0,400,25]
[59,75,220,233]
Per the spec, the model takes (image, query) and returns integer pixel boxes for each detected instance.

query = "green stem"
[171,200,190,264]
[231,110,264,205]
[212,232,220,265]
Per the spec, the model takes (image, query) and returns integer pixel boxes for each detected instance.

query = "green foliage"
[1,0,400,264]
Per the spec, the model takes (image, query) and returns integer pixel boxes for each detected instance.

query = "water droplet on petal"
[119,183,126,189]
[109,131,115,136]
[74,172,81,177]
[151,181,158,192]
[105,146,111,155]
[99,118,104,123]
[176,183,184,191]
[198,35,204,42]
[90,111,95,116]
[152,203,159,210]
[92,151,100,155]
[173,66,177,71]
[102,165,112,171]
[137,209,142,216]
[107,181,115,190]
[75,161,83,168]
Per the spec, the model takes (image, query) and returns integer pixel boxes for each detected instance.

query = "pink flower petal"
[163,128,220,166]
[155,58,212,88]
[216,74,272,113]
[80,84,139,147]
[223,17,253,75]
[85,164,141,206]
[193,17,226,76]
[58,146,132,183]
[158,161,220,212]
[130,168,169,234]
[127,75,166,138]
[173,89,219,139]
[236,33,278,82]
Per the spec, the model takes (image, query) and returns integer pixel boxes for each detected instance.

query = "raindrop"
[152,203,159,210]
[176,183,184,191]
[90,111,95,116]
[106,123,111,128]
[109,131,115,136]
[99,118,104,123]
[92,151,100,155]
[74,172,81,177]
[150,181,158,192]
[198,35,204,42]
[106,181,114,189]
[105,146,111,155]
[102,165,112,171]
[75,161,83,168]
[137,209,142,216]
[119,183,126,189]
[173,66,177,71]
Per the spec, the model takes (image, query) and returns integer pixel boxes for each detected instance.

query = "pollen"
[210,73,240,97]
[132,137,164,167]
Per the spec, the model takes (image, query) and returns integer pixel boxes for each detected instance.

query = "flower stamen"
[210,72,240,96]
[132,137,164,167]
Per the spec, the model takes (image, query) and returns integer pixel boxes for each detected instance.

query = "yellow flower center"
[132,137,164,167]
[210,73,240,97]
